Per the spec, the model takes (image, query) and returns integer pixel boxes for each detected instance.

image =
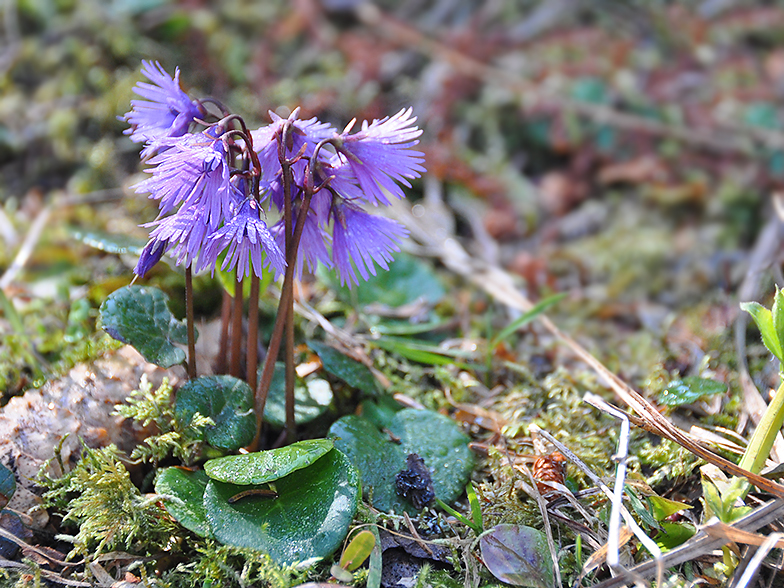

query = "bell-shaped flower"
[334,108,425,206]
[202,198,286,281]
[133,132,232,230]
[330,202,408,287]
[123,61,204,155]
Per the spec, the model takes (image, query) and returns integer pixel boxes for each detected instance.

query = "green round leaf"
[204,439,334,485]
[175,375,255,451]
[659,376,727,406]
[262,363,333,428]
[480,524,553,588]
[308,341,379,395]
[99,285,193,368]
[155,468,210,537]
[0,461,16,509]
[329,408,474,514]
[204,448,361,565]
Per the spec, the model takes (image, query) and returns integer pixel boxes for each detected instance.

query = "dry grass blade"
[591,499,784,588]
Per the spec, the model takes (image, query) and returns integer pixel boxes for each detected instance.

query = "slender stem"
[185,266,197,379]
[247,274,260,391]
[230,277,244,378]
[216,289,231,374]
[250,128,320,450]
[282,155,297,444]
[739,380,784,475]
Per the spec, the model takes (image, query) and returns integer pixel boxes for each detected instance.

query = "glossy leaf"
[175,376,255,451]
[99,285,192,368]
[155,468,210,537]
[658,376,727,406]
[204,448,361,565]
[308,341,379,395]
[204,439,334,485]
[262,363,333,428]
[329,408,474,514]
[479,524,554,588]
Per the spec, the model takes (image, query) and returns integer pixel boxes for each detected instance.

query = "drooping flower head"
[123,61,205,155]
[125,61,425,286]
[133,131,233,229]
[330,202,408,287]
[334,108,425,206]
[202,197,286,281]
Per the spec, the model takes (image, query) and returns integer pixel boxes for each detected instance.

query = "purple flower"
[203,198,286,281]
[335,108,425,206]
[138,201,214,274]
[133,132,233,229]
[134,238,168,278]
[251,109,336,185]
[123,61,204,154]
[271,199,332,279]
[331,203,408,287]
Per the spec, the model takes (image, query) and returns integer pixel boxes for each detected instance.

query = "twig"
[584,394,663,587]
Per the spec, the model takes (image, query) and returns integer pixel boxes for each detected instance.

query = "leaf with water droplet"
[203,447,360,565]
[659,376,726,406]
[329,408,474,514]
[204,439,334,485]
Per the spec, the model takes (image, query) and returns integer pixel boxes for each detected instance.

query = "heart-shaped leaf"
[479,524,553,588]
[308,341,379,395]
[175,376,255,451]
[204,439,334,485]
[100,285,193,368]
[155,468,210,537]
[204,447,360,565]
[262,363,333,428]
[329,408,474,513]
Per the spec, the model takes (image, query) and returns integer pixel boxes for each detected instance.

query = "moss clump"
[40,443,180,558]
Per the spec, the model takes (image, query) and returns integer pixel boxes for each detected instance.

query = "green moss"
[113,376,210,466]
[40,443,180,558]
